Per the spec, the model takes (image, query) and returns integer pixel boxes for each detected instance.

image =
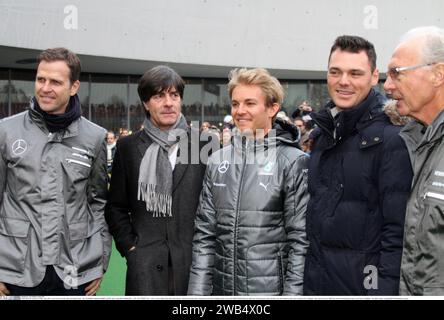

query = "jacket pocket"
[416,192,444,285]
[63,158,92,184]
[423,287,444,295]
[68,220,103,273]
[0,217,30,275]
[246,242,284,295]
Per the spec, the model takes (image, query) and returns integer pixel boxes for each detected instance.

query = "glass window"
[10,70,34,115]
[201,80,230,127]
[90,75,128,133]
[78,74,91,119]
[129,76,144,133]
[0,69,9,119]
[281,82,308,118]
[182,79,203,125]
[308,82,329,111]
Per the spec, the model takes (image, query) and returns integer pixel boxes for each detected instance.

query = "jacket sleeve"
[104,139,137,257]
[282,153,310,295]
[87,135,112,271]
[187,165,216,295]
[374,130,413,295]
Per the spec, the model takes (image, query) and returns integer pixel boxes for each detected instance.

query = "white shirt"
[168,144,178,170]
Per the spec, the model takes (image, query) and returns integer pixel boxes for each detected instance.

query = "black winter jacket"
[303,90,413,295]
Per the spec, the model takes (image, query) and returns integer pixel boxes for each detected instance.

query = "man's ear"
[431,63,444,87]
[70,80,80,96]
[269,103,280,118]
[371,68,379,86]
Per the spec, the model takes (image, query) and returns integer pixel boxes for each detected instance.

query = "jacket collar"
[311,89,385,147]
[400,108,444,151]
[28,102,80,141]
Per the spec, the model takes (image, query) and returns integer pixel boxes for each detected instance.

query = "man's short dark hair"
[137,65,185,103]
[328,35,377,72]
[37,47,81,84]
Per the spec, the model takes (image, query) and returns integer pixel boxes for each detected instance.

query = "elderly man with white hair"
[384,26,444,295]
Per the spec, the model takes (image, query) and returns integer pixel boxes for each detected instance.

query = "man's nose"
[383,75,395,93]
[236,103,247,114]
[164,93,175,105]
[41,81,52,91]
[339,73,350,85]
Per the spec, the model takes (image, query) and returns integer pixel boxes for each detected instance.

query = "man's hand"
[0,282,10,296]
[85,277,102,296]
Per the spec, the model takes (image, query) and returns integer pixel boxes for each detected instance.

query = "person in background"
[292,100,313,119]
[106,130,117,174]
[119,128,130,137]
[200,121,211,132]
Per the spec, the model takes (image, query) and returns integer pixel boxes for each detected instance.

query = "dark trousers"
[6,266,89,296]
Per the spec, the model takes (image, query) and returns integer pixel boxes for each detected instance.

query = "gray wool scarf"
[138,114,188,217]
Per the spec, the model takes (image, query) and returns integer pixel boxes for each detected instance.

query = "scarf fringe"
[138,182,172,217]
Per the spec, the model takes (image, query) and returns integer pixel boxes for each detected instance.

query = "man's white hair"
[398,26,444,64]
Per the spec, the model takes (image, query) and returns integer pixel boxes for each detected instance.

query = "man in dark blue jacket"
[303,35,413,295]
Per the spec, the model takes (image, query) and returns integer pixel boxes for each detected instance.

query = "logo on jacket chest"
[11,139,28,156]
[258,161,274,176]
[218,160,230,173]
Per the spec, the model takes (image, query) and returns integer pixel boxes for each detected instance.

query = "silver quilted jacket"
[188,121,309,295]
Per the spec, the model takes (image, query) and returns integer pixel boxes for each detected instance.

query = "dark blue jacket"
[303,90,413,295]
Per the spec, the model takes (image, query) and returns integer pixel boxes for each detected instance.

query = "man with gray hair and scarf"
[105,65,213,295]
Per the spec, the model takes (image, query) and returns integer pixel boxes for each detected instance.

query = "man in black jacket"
[105,66,215,295]
[303,36,413,295]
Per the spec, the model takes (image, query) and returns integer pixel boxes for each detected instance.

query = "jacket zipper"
[277,251,284,294]
[71,152,89,160]
[72,146,89,154]
[66,158,91,168]
[233,141,248,295]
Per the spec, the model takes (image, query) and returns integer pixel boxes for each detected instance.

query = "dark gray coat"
[105,128,209,295]
[0,107,111,287]
[399,110,444,295]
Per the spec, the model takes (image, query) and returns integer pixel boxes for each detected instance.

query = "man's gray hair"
[398,26,444,64]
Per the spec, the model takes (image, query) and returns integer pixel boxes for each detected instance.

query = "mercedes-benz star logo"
[218,160,230,174]
[11,139,28,156]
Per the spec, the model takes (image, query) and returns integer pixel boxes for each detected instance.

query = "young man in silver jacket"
[188,68,309,295]
[0,48,111,296]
